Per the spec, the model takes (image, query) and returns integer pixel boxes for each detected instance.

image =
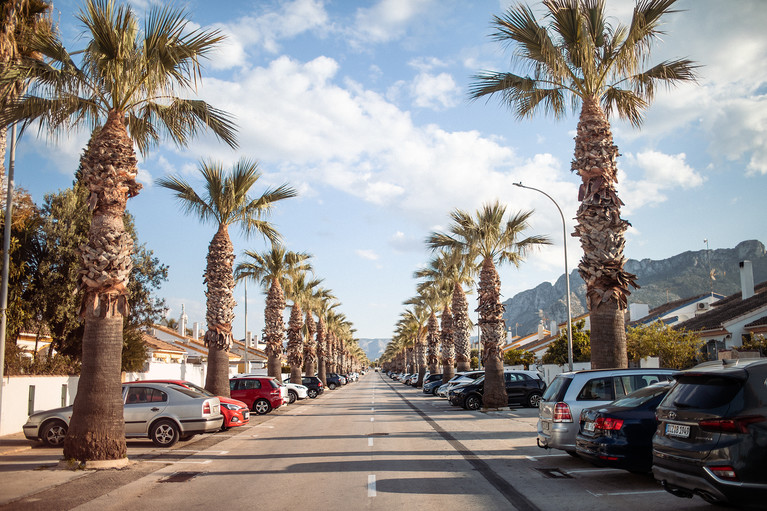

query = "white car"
[281,379,309,403]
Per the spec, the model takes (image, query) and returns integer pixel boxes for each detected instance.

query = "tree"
[314,293,339,386]
[158,160,295,396]
[627,322,703,369]
[469,0,697,369]
[284,272,322,384]
[428,201,550,408]
[234,245,311,378]
[503,348,535,369]
[1,0,237,463]
[542,320,591,365]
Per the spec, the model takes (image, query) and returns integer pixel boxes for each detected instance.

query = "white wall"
[0,375,80,435]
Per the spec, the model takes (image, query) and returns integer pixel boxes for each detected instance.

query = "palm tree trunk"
[316,317,327,385]
[477,257,506,409]
[452,284,471,372]
[572,97,637,369]
[63,110,140,462]
[303,311,317,377]
[426,312,439,375]
[287,303,304,384]
[203,224,235,396]
[264,278,285,378]
[440,305,455,384]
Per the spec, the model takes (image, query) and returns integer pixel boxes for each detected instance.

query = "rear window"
[663,376,744,410]
[542,375,571,401]
[267,379,280,389]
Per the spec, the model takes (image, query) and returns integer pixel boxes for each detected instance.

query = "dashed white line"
[368,438,374,447]
[368,475,377,497]
[370,417,374,422]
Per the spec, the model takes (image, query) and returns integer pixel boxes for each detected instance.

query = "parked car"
[139,379,249,431]
[326,373,346,390]
[422,374,443,394]
[280,380,309,403]
[652,359,767,507]
[575,381,673,473]
[537,368,677,455]
[23,382,223,448]
[437,371,485,398]
[229,376,284,415]
[450,370,547,410]
[407,372,426,386]
[300,376,324,398]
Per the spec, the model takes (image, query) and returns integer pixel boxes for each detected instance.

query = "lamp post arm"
[513,182,574,371]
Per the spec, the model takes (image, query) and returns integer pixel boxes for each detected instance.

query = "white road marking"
[368,438,374,447]
[370,417,374,422]
[371,407,375,412]
[368,475,377,497]
[145,459,212,464]
[588,490,667,498]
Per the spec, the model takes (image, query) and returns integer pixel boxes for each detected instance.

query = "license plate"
[584,421,595,432]
[666,423,690,438]
[542,421,550,432]
[243,411,250,420]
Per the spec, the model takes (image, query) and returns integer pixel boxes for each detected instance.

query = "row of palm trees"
[0,0,367,464]
[381,0,697,408]
[381,203,549,408]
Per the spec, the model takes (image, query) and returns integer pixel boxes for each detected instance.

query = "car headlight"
[220,403,242,411]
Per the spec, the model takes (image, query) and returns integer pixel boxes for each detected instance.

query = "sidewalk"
[0,431,32,456]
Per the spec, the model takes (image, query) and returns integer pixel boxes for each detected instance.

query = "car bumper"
[181,416,224,435]
[537,420,577,452]
[576,436,650,472]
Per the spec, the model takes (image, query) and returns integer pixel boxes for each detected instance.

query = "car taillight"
[553,402,572,423]
[595,417,624,431]
[203,402,211,414]
[708,465,739,482]
[699,415,766,434]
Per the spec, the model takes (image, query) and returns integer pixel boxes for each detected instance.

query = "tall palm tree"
[469,0,697,368]
[284,272,321,384]
[303,286,334,378]
[429,201,550,408]
[158,160,296,395]
[234,245,311,377]
[314,294,339,386]
[1,0,237,463]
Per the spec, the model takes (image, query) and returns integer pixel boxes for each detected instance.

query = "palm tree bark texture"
[440,305,455,384]
[476,257,507,409]
[572,98,638,369]
[452,284,471,373]
[264,278,286,378]
[316,317,327,385]
[64,111,140,461]
[426,312,439,374]
[303,311,317,377]
[203,225,236,396]
[287,303,304,384]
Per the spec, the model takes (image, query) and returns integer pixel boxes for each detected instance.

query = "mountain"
[502,240,767,337]
[357,338,390,362]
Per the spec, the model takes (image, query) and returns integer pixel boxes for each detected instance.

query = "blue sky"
[12,0,767,340]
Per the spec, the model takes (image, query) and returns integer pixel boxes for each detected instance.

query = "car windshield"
[611,384,670,408]
[179,381,215,397]
[472,375,485,384]
[167,386,206,399]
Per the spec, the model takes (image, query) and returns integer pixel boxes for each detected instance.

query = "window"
[126,387,168,404]
[244,379,261,390]
[577,377,614,401]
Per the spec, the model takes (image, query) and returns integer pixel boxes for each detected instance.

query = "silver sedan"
[23,382,223,448]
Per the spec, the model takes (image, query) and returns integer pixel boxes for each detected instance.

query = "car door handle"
[151,407,160,411]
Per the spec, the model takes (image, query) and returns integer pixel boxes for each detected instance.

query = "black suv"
[326,373,344,390]
[450,370,547,409]
[289,376,324,398]
[652,359,767,507]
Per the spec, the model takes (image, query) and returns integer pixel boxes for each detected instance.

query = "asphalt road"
[0,372,715,511]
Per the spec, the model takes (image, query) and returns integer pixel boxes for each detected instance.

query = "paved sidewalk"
[0,431,33,456]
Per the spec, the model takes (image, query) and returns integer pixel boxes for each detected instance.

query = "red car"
[230,376,284,415]
[139,379,249,430]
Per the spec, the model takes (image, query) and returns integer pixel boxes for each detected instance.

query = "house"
[502,312,591,359]
[674,261,767,360]
[628,292,725,327]
[142,332,186,364]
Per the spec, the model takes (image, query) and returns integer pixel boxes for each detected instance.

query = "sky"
[11,0,767,341]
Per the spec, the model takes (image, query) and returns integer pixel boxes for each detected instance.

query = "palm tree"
[429,201,550,408]
[469,0,697,368]
[158,160,296,395]
[303,287,334,378]
[314,294,339,386]
[284,272,321,384]
[1,0,237,463]
[234,245,311,378]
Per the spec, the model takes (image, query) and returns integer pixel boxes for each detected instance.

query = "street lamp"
[513,182,573,371]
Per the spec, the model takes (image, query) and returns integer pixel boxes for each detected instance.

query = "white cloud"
[619,151,705,213]
[356,249,379,261]
[350,0,436,45]
[410,72,461,110]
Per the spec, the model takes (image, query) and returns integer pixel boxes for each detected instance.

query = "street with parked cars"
[10,362,766,509]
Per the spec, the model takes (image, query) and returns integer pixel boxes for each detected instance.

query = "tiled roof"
[629,293,718,326]
[675,282,767,332]
[141,333,186,354]
[745,315,767,328]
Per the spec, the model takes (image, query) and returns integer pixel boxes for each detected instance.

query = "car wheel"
[40,420,67,447]
[566,451,579,458]
[465,394,481,411]
[527,392,543,408]
[328,383,337,390]
[288,390,297,404]
[432,387,439,396]
[308,389,318,399]
[253,398,272,415]
[151,419,180,447]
